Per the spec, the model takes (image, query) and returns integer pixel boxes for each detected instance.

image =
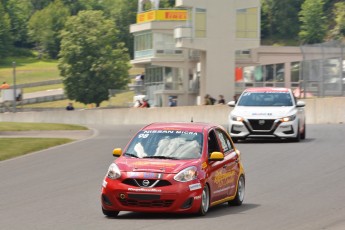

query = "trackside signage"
[137,10,187,23]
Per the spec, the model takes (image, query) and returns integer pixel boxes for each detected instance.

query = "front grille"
[119,198,174,208]
[122,179,172,187]
[247,119,275,131]
[128,194,160,200]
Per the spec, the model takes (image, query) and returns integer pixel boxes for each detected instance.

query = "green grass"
[0,122,88,131]
[23,84,63,93]
[0,57,60,85]
[1,55,138,106]
[0,122,88,161]
[0,138,73,161]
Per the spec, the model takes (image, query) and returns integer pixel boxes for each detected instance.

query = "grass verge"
[0,122,88,161]
[0,122,88,131]
[0,138,73,161]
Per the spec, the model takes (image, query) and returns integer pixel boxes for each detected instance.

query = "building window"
[195,8,206,38]
[291,62,301,83]
[134,32,153,52]
[236,7,258,38]
[275,63,284,82]
[146,66,163,85]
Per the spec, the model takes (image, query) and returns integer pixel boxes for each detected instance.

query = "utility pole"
[12,61,16,113]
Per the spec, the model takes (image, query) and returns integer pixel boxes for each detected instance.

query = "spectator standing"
[66,102,75,111]
[0,81,10,89]
[140,99,150,108]
[168,97,177,107]
[204,94,216,105]
[133,100,142,108]
[203,94,212,105]
[218,95,225,104]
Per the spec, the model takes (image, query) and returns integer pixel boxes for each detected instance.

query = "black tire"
[198,184,210,216]
[300,122,306,140]
[232,138,238,143]
[102,207,119,217]
[228,175,245,206]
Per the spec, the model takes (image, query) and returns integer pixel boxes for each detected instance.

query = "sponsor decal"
[214,171,236,188]
[201,162,208,169]
[128,172,163,179]
[252,113,272,116]
[128,188,162,192]
[143,130,198,135]
[213,186,231,194]
[143,172,161,179]
[194,195,202,200]
[128,172,140,178]
[189,183,202,191]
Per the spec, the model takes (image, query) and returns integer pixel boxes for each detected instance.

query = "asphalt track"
[1,124,345,230]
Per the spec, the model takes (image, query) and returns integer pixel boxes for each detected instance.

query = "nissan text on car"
[228,87,306,142]
[101,122,245,217]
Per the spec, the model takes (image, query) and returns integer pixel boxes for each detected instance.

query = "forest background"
[0,0,345,106]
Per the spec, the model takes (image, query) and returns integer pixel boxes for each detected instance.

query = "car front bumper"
[101,177,204,214]
[228,118,299,139]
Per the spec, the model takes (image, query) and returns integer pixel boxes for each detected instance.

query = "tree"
[101,0,137,59]
[299,0,327,44]
[261,0,303,41]
[5,0,33,47]
[0,2,12,59]
[27,0,69,58]
[330,2,345,39]
[58,10,130,107]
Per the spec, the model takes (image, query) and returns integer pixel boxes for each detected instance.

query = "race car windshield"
[125,130,203,159]
[238,92,293,107]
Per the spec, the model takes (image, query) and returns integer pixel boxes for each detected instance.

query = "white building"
[130,0,261,106]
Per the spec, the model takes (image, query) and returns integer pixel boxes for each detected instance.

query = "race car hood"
[231,106,296,119]
[115,157,200,174]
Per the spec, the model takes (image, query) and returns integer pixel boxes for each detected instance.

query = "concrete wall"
[0,97,344,125]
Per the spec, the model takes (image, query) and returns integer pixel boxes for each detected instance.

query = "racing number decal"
[138,134,149,138]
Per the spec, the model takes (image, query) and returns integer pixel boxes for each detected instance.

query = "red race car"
[101,122,245,217]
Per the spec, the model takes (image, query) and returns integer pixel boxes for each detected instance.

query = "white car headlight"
[231,115,244,122]
[174,166,197,182]
[280,114,296,122]
[106,163,121,179]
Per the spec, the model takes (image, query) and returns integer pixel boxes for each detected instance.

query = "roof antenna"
[191,117,193,122]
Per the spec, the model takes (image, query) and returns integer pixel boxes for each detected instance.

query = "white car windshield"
[125,130,203,159]
[238,92,293,107]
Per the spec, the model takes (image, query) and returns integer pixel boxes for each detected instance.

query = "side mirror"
[227,101,236,107]
[113,148,122,157]
[209,152,224,161]
[296,100,305,107]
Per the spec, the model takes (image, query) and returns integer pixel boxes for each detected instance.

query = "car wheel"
[300,122,306,140]
[102,207,119,217]
[198,184,210,216]
[228,175,245,206]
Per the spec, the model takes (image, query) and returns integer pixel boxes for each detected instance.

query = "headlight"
[106,163,121,179]
[280,114,296,122]
[231,115,244,122]
[174,166,197,182]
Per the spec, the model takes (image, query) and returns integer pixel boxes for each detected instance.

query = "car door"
[214,128,240,198]
[207,129,227,203]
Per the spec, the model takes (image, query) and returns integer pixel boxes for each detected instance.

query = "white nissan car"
[228,87,306,142]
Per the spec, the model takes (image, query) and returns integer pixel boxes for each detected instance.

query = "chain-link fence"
[300,40,345,97]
